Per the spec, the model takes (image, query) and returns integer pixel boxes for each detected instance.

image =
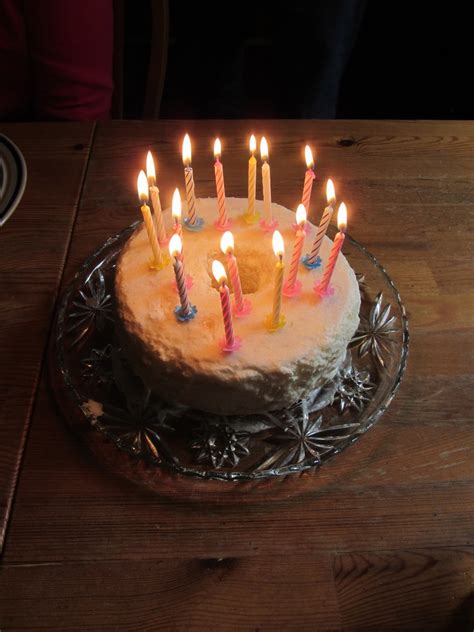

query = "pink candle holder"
[291,221,311,235]
[259,218,278,233]
[314,280,335,298]
[233,297,252,317]
[282,278,302,298]
[214,217,232,232]
[219,335,242,353]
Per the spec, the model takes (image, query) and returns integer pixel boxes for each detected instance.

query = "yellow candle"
[137,170,163,269]
[260,136,273,226]
[146,151,167,244]
[265,230,286,331]
[245,134,258,223]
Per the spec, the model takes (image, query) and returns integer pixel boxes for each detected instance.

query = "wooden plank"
[334,547,474,631]
[0,123,94,553]
[0,554,339,631]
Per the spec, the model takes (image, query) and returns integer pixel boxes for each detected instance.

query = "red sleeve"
[25,0,114,120]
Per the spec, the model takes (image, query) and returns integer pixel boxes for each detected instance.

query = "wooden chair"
[111,0,169,119]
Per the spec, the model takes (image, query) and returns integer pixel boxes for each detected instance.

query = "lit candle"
[146,151,167,244]
[220,231,251,316]
[314,202,347,297]
[283,204,307,297]
[245,134,259,223]
[259,137,277,231]
[214,138,230,230]
[169,234,197,321]
[303,179,336,269]
[212,260,242,352]
[137,170,163,270]
[182,134,203,231]
[265,230,286,331]
[301,145,315,214]
[172,188,183,237]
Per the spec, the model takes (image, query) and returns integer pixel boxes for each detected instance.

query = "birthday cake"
[115,197,360,415]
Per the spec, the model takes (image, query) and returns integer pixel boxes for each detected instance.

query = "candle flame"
[220,230,234,254]
[260,136,269,161]
[146,151,156,184]
[137,170,149,202]
[182,133,192,166]
[169,233,182,257]
[212,259,227,284]
[172,188,182,220]
[214,138,222,159]
[250,134,257,154]
[304,145,314,169]
[326,179,336,204]
[295,203,307,226]
[337,202,347,231]
[272,230,284,257]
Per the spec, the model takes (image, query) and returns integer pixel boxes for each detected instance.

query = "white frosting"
[115,198,360,414]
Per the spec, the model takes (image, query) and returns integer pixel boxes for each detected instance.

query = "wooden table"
[0,120,473,631]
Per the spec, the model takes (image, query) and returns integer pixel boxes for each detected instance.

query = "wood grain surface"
[0,122,94,552]
[1,120,473,631]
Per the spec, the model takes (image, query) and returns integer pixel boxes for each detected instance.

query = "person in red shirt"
[0,0,113,121]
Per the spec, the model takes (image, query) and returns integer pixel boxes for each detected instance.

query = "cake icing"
[115,197,360,415]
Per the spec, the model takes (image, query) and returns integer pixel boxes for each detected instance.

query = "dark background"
[123,1,470,120]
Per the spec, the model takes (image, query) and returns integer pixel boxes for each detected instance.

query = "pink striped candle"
[212,260,241,352]
[315,202,347,297]
[283,204,307,297]
[220,231,251,316]
[172,188,183,237]
[213,138,230,230]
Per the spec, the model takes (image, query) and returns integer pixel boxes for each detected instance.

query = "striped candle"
[182,134,198,225]
[212,260,240,351]
[245,134,257,221]
[169,234,192,316]
[221,231,244,312]
[284,204,307,293]
[214,139,228,227]
[301,145,315,214]
[317,202,347,295]
[137,170,162,268]
[307,179,336,265]
[146,151,167,244]
[172,188,183,237]
[265,231,286,331]
[261,137,273,225]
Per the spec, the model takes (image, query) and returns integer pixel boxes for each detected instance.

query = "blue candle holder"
[174,304,197,322]
[184,217,204,232]
[301,253,322,270]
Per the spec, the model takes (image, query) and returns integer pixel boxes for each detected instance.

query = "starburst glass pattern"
[98,390,176,461]
[66,268,112,347]
[80,344,113,388]
[351,292,398,368]
[333,365,375,414]
[190,423,250,468]
[257,414,360,471]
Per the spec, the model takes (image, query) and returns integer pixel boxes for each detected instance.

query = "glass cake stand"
[50,222,409,502]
